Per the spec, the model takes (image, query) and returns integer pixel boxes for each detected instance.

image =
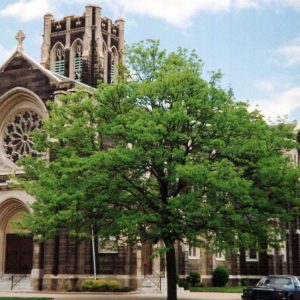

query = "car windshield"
[257,277,294,288]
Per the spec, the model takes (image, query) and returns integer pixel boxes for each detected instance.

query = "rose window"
[3,111,42,163]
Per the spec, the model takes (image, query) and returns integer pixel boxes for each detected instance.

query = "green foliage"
[22,40,300,248]
[241,278,258,286]
[18,39,300,300]
[178,278,190,290]
[190,286,243,293]
[212,266,229,287]
[186,272,201,287]
[80,279,126,292]
[241,279,251,286]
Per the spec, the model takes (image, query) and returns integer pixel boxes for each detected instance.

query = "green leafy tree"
[19,40,300,300]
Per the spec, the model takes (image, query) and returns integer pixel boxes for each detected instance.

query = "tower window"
[111,59,115,83]
[74,42,83,82]
[54,45,65,75]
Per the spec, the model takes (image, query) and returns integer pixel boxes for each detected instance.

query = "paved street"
[0,291,241,300]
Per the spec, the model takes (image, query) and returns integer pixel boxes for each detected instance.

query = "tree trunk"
[165,242,177,300]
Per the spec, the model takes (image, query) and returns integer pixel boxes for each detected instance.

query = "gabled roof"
[50,71,95,92]
[0,48,95,92]
[0,49,63,83]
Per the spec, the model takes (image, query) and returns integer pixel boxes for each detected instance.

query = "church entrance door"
[141,241,152,275]
[5,234,33,274]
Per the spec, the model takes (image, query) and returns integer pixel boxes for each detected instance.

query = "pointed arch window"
[74,41,83,82]
[54,45,65,75]
[111,58,115,83]
[103,43,108,83]
[110,47,118,84]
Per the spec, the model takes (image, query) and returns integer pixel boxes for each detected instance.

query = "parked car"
[242,275,300,300]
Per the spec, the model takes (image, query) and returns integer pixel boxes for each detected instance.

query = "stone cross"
[15,30,26,51]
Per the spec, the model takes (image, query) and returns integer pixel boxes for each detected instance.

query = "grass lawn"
[0,298,53,300]
[190,286,244,293]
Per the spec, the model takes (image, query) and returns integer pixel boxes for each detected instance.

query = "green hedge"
[81,279,131,292]
[190,286,243,293]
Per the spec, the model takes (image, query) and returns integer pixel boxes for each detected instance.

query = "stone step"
[0,275,13,291]
[139,286,161,293]
[138,277,162,294]
[0,275,33,291]
[138,276,185,294]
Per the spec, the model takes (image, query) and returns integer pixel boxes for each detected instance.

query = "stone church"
[0,4,299,292]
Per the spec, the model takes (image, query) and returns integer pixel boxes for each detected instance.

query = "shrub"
[178,278,189,290]
[118,286,132,292]
[182,280,190,290]
[241,278,251,286]
[195,282,204,287]
[212,266,229,287]
[81,279,96,291]
[187,272,201,287]
[107,280,122,291]
[241,278,259,286]
[81,278,125,292]
[177,278,185,287]
[94,279,109,291]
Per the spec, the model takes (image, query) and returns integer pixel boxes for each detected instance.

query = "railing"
[144,264,162,291]
[10,273,27,290]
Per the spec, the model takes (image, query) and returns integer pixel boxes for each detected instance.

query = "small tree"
[19,40,300,300]
[213,266,229,287]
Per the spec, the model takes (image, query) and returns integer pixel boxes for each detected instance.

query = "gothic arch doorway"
[0,198,33,275]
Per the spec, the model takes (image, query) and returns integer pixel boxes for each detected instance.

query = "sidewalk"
[0,290,241,300]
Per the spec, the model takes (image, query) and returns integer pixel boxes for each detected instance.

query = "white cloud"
[278,38,300,67]
[251,87,300,121]
[103,0,240,27]
[99,0,300,27]
[233,0,263,9]
[252,77,300,121]
[2,0,300,26]
[283,0,300,10]
[0,0,53,22]
[254,79,289,93]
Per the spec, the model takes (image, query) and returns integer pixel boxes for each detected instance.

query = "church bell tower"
[41,5,125,87]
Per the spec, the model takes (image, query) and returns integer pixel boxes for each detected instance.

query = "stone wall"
[0,56,56,103]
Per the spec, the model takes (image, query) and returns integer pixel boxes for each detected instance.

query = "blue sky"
[1,0,300,121]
